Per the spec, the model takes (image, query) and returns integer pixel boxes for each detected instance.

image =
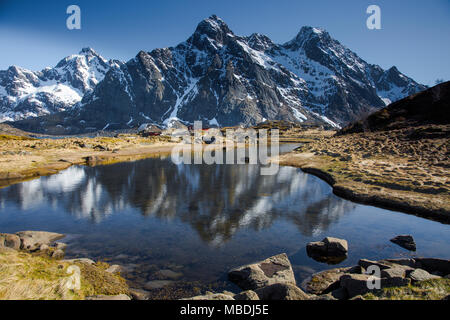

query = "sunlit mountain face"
[6,16,426,134]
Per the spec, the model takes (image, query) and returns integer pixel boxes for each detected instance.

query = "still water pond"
[0,144,449,295]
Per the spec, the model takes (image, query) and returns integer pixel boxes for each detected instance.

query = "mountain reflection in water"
[1,148,450,291]
[0,157,355,246]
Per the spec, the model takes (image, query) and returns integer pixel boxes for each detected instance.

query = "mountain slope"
[9,16,426,134]
[0,48,116,122]
[339,81,450,134]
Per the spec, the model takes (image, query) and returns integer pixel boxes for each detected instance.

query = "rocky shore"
[1,231,449,300]
[0,132,176,188]
[185,252,449,300]
[0,231,130,300]
[276,124,450,223]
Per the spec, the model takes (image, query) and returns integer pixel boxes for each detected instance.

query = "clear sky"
[0,0,449,86]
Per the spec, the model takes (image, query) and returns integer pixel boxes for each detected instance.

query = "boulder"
[0,233,21,250]
[358,259,391,270]
[16,231,65,251]
[390,235,416,251]
[340,272,411,298]
[306,241,327,256]
[339,274,375,298]
[228,253,296,290]
[234,290,260,300]
[414,258,450,275]
[254,283,310,300]
[306,237,348,263]
[85,294,131,300]
[381,267,407,279]
[407,269,440,282]
[383,258,417,268]
[323,237,348,255]
[306,267,352,295]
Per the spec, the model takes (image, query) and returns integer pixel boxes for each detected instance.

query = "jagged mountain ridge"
[8,15,426,133]
[0,48,116,122]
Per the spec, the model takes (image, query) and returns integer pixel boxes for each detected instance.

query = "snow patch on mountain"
[0,48,116,122]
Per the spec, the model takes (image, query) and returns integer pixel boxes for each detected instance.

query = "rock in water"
[390,235,416,251]
[306,237,348,263]
[228,253,296,290]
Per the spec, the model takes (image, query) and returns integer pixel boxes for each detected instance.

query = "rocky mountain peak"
[4,17,427,132]
[284,26,330,50]
[247,33,275,51]
[0,47,116,122]
[189,15,234,50]
[79,47,98,56]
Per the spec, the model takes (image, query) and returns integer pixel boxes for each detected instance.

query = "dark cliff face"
[339,81,450,134]
[7,16,427,134]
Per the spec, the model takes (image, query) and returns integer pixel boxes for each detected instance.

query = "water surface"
[0,145,449,295]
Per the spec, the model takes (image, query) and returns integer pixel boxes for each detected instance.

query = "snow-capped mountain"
[9,16,426,133]
[0,48,115,122]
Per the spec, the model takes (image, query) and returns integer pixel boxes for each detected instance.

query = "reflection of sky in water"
[0,149,449,288]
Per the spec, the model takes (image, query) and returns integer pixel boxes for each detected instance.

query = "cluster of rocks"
[185,253,449,300]
[183,232,448,301]
[307,257,449,299]
[0,231,67,259]
[1,230,136,300]
[185,254,309,300]
[305,235,417,265]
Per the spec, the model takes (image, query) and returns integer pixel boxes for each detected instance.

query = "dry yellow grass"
[0,248,129,300]
[276,126,450,222]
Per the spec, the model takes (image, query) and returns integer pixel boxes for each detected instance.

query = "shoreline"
[1,130,449,224]
[275,127,450,224]
[303,165,449,223]
[0,134,178,188]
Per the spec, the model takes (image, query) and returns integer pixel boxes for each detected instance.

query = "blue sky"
[0,0,449,86]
